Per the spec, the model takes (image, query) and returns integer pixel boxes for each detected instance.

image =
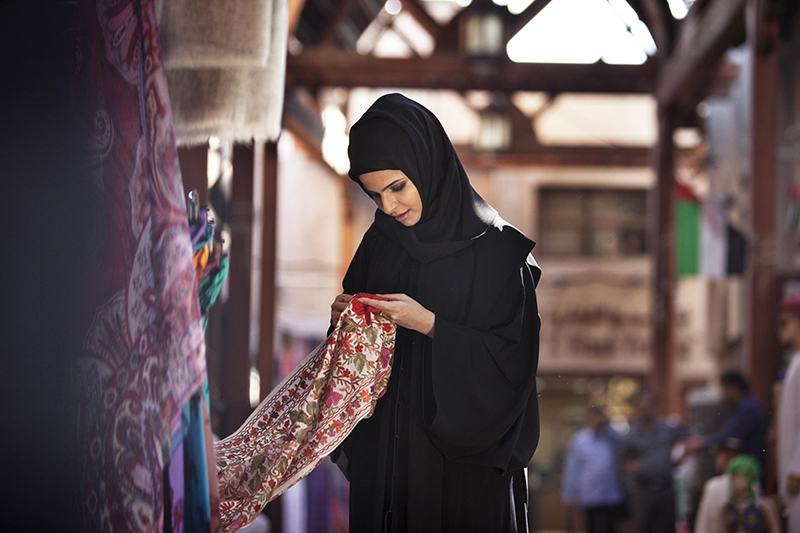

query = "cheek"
[406,189,422,211]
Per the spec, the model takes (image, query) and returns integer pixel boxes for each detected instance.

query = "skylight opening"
[507,0,657,65]
[667,0,691,19]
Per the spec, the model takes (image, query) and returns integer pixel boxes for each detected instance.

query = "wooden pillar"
[650,107,680,416]
[257,141,278,399]
[745,0,781,412]
[222,144,256,435]
[177,144,209,204]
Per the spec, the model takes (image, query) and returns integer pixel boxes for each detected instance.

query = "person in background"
[562,406,625,533]
[721,455,780,533]
[689,370,769,476]
[694,438,748,533]
[619,390,687,533]
[776,295,800,533]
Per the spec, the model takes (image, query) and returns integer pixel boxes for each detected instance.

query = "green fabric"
[726,454,761,501]
[676,200,700,276]
[198,253,229,330]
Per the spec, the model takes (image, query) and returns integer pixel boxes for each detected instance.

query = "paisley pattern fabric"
[72,1,216,531]
[215,295,396,532]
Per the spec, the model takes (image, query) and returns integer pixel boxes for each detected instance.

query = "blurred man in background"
[562,406,625,533]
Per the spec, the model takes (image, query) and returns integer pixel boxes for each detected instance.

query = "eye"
[390,181,406,193]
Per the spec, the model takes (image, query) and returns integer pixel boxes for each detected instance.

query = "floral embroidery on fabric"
[74,0,213,531]
[215,294,396,532]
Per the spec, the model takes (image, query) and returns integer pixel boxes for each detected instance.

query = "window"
[538,188,647,257]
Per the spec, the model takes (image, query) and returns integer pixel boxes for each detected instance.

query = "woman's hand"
[358,293,435,338]
[330,293,355,324]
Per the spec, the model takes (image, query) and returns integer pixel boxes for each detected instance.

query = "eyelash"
[370,181,406,201]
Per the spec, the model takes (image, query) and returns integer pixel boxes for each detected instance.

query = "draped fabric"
[348,93,499,263]
[72,1,218,531]
[157,0,288,146]
[215,296,396,532]
[335,224,540,533]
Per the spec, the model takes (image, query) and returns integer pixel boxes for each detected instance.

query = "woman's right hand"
[330,293,354,325]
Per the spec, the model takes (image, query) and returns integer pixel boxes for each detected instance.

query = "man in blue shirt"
[562,406,625,533]
[705,370,769,475]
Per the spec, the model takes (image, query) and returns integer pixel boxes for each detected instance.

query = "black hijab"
[348,93,499,263]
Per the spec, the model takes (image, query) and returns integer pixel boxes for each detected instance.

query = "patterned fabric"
[722,502,765,533]
[215,295,396,532]
[72,0,217,531]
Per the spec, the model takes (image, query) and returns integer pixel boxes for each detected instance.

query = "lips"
[394,210,410,222]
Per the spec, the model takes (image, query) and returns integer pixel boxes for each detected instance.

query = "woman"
[329,93,541,532]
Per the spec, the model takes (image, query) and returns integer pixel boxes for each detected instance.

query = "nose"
[382,194,398,215]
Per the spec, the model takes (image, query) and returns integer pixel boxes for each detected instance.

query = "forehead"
[359,169,410,192]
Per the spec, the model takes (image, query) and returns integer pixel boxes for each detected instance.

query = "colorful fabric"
[676,199,700,277]
[72,0,217,531]
[722,502,765,533]
[215,295,396,532]
[188,212,229,330]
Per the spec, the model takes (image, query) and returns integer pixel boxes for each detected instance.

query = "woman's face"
[360,169,423,227]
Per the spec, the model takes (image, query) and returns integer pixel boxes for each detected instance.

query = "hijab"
[348,93,499,263]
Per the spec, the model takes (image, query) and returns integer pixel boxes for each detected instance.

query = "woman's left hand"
[358,294,435,338]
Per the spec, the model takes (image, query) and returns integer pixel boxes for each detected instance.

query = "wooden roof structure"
[277,0,792,421]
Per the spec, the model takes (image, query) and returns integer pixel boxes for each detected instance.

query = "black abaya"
[332,223,540,532]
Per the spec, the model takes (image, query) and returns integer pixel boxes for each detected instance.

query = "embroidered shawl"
[215,295,396,532]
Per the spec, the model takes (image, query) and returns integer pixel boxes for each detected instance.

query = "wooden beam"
[632,0,674,60]
[257,141,278,400]
[456,144,654,168]
[178,144,208,205]
[319,0,360,47]
[656,0,746,109]
[287,50,657,93]
[222,144,256,435]
[744,0,781,416]
[650,107,679,415]
[283,88,324,158]
[400,0,441,42]
[509,0,554,38]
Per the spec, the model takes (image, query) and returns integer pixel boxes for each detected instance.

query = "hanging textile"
[188,206,229,330]
[72,1,218,531]
[157,0,288,145]
[215,295,396,532]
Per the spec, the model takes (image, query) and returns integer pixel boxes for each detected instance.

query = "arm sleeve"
[562,437,580,505]
[693,481,715,533]
[422,261,540,466]
[707,403,758,447]
[791,431,800,475]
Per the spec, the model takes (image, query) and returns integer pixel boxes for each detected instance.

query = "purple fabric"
[190,209,208,247]
[170,441,186,533]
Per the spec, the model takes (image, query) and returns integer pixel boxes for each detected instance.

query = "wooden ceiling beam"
[286,50,657,93]
[400,0,441,41]
[629,0,674,60]
[656,0,746,109]
[283,88,324,158]
[318,0,362,47]
[509,0,555,37]
[456,144,654,168]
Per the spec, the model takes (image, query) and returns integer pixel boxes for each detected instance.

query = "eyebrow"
[365,177,405,195]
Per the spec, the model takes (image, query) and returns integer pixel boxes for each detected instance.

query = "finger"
[358,297,389,310]
[375,293,408,301]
